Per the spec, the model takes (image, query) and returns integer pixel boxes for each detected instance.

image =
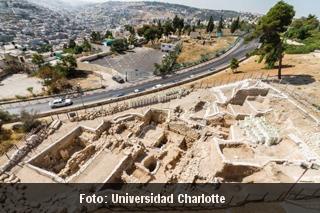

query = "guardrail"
[0,34,247,106]
[35,54,249,118]
[0,87,102,105]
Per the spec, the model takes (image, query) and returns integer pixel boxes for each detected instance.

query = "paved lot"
[91,47,164,82]
[0,74,43,99]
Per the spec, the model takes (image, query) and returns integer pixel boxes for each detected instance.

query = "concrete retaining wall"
[78,52,111,62]
[77,61,118,76]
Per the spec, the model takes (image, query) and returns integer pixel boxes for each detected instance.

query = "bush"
[200,54,209,62]
[285,31,320,54]
[111,39,129,53]
[20,110,41,132]
[0,128,12,140]
[0,110,13,123]
[47,78,71,94]
[0,139,14,155]
[15,95,27,100]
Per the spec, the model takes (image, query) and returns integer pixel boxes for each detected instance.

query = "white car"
[49,98,73,109]
[134,89,141,93]
[153,84,163,89]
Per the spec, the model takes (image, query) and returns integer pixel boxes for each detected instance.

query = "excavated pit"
[11,80,320,184]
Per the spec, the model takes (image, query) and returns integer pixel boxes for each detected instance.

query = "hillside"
[73,1,256,29]
[26,0,74,12]
[0,0,78,44]
[21,1,258,30]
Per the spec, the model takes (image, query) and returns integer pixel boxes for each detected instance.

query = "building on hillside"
[161,43,178,52]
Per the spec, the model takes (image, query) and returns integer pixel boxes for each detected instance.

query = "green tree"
[74,45,84,54]
[157,20,162,28]
[206,16,215,33]
[183,24,192,35]
[0,110,12,123]
[91,31,102,43]
[154,44,182,77]
[60,55,77,77]
[31,53,45,67]
[230,58,240,73]
[287,14,319,40]
[38,44,53,53]
[230,17,240,34]
[0,110,13,133]
[163,20,174,37]
[256,0,295,79]
[128,34,137,45]
[172,15,184,35]
[217,16,224,33]
[111,39,129,52]
[68,39,76,49]
[172,15,180,33]
[82,38,91,52]
[125,25,135,35]
[105,30,113,39]
[197,19,201,27]
[38,65,60,81]
[144,27,157,43]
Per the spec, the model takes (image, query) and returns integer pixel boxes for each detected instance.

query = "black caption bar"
[1,183,320,212]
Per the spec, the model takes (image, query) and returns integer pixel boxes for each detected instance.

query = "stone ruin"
[6,79,320,184]
[24,108,205,183]
[28,121,111,182]
[69,88,190,122]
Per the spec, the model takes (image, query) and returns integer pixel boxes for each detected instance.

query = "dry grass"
[68,73,102,90]
[0,130,25,155]
[187,53,320,102]
[177,36,237,64]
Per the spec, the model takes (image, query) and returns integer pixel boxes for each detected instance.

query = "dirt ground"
[68,73,103,90]
[193,53,320,104]
[0,74,44,99]
[177,36,237,64]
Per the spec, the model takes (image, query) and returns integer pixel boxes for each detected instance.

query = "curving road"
[3,38,259,115]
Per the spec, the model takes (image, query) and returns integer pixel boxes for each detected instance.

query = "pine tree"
[217,16,224,33]
[206,16,215,33]
[230,17,240,34]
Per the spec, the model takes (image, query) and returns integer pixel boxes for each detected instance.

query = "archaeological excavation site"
[1,79,320,184]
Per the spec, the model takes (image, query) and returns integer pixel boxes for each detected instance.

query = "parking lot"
[90,47,163,82]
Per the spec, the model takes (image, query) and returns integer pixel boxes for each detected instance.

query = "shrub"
[20,110,41,132]
[111,39,129,53]
[15,95,27,100]
[0,139,14,155]
[0,110,13,123]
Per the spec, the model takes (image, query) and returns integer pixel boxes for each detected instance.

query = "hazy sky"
[65,0,320,17]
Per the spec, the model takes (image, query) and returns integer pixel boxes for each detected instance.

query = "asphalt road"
[3,38,259,115]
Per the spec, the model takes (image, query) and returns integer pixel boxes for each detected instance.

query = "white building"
[161,43,177,52]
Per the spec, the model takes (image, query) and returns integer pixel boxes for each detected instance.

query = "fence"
[0,34,245,106]
[1,124,49,173]
[35,70,320,127]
